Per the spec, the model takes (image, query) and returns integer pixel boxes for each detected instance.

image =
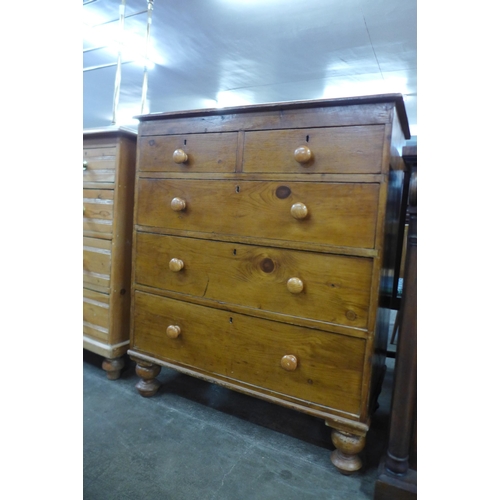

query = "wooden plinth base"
[374,459,417,500]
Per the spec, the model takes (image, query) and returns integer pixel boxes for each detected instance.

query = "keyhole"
[229,317,233,323]
[184,139,187,145]
[233,249,237,255]
[306,135,310,142]
[235,186,240,193]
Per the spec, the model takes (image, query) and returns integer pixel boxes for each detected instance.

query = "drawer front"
[83,146,116,183]
[136,179,379,249]
[83,189,114,235]
[243,125,385,174]
[83,288,109,342]
[135,233,372,328]
[133,291,365,415]
[138,132,238,172]
[83,237,112,290]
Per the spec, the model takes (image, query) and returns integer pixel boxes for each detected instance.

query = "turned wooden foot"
[134,360,161,397]
[330,430,366,475]
[102,356,125,380]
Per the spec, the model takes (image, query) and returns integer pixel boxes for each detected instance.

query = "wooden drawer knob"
[281,354,298,371]
[169,258,184,272]
[173,149,188,164]
[294,145,312,164]
[166,325,181,339]
[83,160,88,170]
[290,202,308,220]
[171,197,186,211]
[287,277,304,294]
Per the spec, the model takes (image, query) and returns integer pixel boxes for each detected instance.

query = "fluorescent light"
[322,76,409,99]
[113,107,140,127]
[216,90,254,108]
[83,14,161,68]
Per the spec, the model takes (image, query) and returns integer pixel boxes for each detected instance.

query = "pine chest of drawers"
[128,95,410,473]
[83,127,137,379]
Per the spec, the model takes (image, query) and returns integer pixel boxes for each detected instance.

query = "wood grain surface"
[134,232,373,328]
[138,132,238,172]
[133,291,365,415]
[243,125,385,174]
[136,179,379,249]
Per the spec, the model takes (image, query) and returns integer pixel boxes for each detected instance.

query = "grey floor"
[84,331,396,500]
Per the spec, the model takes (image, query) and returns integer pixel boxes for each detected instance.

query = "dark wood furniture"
[128,95,411,473]
[374,145,417,498]
[83,127,137,379]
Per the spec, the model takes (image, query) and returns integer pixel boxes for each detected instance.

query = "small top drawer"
[242,125,385,174]
[83,146,116,183]
[138,132,238,172]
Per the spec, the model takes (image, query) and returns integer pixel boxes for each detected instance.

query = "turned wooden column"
[385,178,416,474]
[374,148,417,499]
[385,210,417,474]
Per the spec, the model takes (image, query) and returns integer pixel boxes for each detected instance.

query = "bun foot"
[102,356,125,380]
[330,430,365,475]
[134,360,161,397]
[135,378,161,397]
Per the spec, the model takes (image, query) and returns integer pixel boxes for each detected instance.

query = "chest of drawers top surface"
[137,94,409,133]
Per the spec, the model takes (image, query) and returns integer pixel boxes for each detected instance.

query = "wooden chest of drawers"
[128,95,411,473]
[83,128,137,379]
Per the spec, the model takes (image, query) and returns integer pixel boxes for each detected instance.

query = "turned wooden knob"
[173,149,188,164]
[171,197,186,211]
[281,354,298,371]
[166,325,181,339]
[169,258,184,272]
[294,145,312,164]
[287,277,304,294]
[290,202,308,220]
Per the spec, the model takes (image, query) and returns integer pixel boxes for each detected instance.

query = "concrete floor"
[84,343,395,499]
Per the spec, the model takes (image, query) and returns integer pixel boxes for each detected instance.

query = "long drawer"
[135,232,373,328]
[132,291,365,415]
[136,179,380,249]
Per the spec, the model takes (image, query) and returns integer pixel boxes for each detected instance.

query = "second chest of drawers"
[83,127,136,379]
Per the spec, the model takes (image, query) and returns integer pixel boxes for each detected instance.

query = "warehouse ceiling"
[83,0,417,138]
